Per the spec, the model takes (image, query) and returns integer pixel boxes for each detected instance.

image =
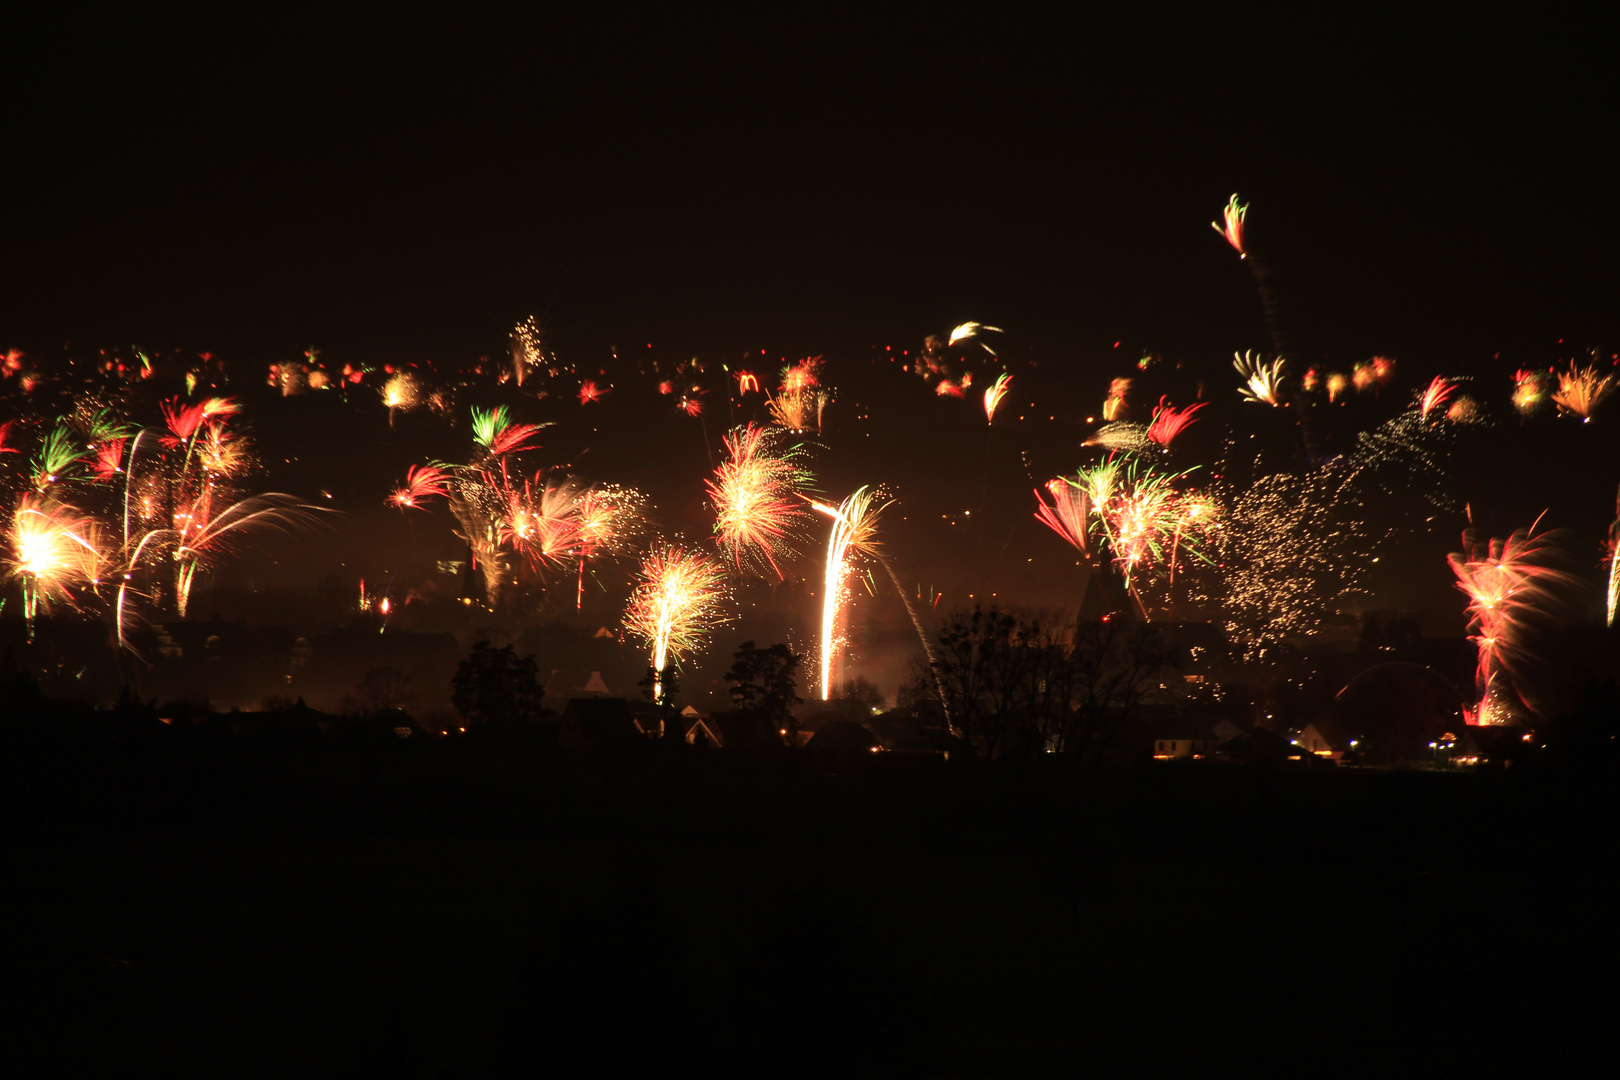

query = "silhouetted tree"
[932,605,1171,763]
[639,665,680,712]
[724,641,804,741]
[343,666,416,715]
[451,641,544,728]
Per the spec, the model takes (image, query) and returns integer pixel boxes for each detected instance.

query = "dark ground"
[6,732,1614,1077]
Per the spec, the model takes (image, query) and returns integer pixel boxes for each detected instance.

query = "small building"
[1151,718,1218,759]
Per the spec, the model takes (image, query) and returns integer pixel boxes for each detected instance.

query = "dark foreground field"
[6,736,1614,1077]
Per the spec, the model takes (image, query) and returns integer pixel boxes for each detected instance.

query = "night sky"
[3,11,1616,697]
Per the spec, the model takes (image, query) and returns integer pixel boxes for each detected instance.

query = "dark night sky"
[3,10,1616,689]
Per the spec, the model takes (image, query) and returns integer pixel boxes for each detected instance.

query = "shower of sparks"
[1328,372,1350,402]
[1084,422,1151,454]
[706,423,815,580]
[382,372,421,424]
[1449,521,1582,722]
[982,373,1013,424]
[812,486,892,700]
[1550,358,1616,421]
[6,495,105,639]
[1234,351,1287,406]
[389,464,453,510]
[623,544,733,701]
[1211,193,1248,257]
[1418,375,1457,419]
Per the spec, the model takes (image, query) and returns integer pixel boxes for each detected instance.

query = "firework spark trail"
[500,475,586,571]
[1607,484,1619,628]
[1551,358,1616,421]
[706,423,814,580]
[1418,375,1457,419]
[623,544,732,702]
[1448,521,1582,722]
[1084,423,1151,453]
[6,495,105,640]
[948,322,1003,357]
[812,486,892,700]
[1146,398,1207,448]
[389,464,453,510]
[982,373,1013,424]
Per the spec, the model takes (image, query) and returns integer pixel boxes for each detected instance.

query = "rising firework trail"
[811,486,892,701]
[982,373,1013,425]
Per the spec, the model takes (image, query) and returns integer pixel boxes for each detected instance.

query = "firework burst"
[706,423,815,580]
[623,544,732,701]
[382,372,421,425]
[1551,358,1616,421]
[1418,375,1457,419]
[1146,398,1206,448]
[1512,368,1550,416]
[389,464,453,510]
[1448,521,1582,722]
[1234,351,1287,406]
[1211,193,1248,257]
[6,495,105,639]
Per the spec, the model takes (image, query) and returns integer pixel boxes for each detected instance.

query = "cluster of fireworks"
[0,382,327,649]
[4,194,1615,727]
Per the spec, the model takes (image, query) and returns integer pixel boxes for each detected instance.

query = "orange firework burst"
[982,373,1013,424]
[1551,358,1616,421]
[768,357,828,430]
[623,544,732,699]
[1211,193,1247,257]
[382,372,420,424]
[706,423,814,580]
[1448,521,1582,723]
[389,464,452,510]
[1512,368,1550,416]
[6,495,105,639]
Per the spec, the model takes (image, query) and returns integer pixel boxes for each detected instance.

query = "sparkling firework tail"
[812,487,892,700]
